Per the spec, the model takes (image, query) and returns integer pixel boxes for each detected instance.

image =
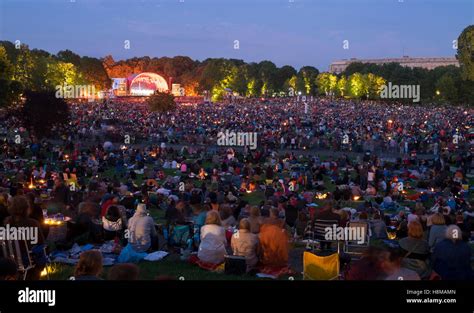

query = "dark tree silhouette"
[21,90,70,139]
[147,91,176,113]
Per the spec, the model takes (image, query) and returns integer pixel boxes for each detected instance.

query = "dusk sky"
[0,0,472,71]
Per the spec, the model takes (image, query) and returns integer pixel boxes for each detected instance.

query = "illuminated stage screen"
[128,72,169,96]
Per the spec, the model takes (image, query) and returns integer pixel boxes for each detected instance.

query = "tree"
[258,61,278,96]
[456,25,474,81]
[0,46,21,107]
[244,63,263,97]
[30,56,48,91]
[336,76,348,97]
[435,73,458,103]
[457,79,474,105]
[56,49,81,66]
[13,44,35,90]
[180,71,199,96]
[365,73,386,99]
[315,72,336,96]
[147,91,176,113]
[348,73,365,99]
[0,41,19,64]
[21,90,70,139]
[275,65,297,93]
[229,65,249,96]
[343,62,367,76]
[298,66,319,95]
[80,56,111,90]
[165,56,197,79]
[45,61,83,89]
[285,75,298,95]
[0,46,13,80]
[328,74,338,96]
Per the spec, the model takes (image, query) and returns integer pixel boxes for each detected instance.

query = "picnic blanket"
[144,251,169,261]
[50,242,119,265]
[256,265,294,279]
[188,254,224,272]
[50,242,169,266]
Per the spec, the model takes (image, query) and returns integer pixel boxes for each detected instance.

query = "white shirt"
[407,213,419,223]
[198,224,227,264]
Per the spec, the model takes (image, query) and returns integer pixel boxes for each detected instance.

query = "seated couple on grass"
[194,210,289,273]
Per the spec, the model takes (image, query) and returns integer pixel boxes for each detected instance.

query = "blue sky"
[0,0,472,71]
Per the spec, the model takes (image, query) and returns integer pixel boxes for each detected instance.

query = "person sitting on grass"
[107,263,140,280]
[127,203,158,253]
[192,204,207,229]
[428,213,447,251]
[259,216,289,268]
[231,218,260,271]
[4,195,46,280]
[263,208,285,228]
[345,246,388,280]
[102,205,125,241]
[381,248,420,280]
[165,199,186,226]
[370,212,388,239]
[220,205,236,228]
[72,250,103,280]
[72,201,103,244]
[197,211,227,264]
[247,206,263,234]
[294,211,309,237]
[432,225,473,280]
[399,221,431,279]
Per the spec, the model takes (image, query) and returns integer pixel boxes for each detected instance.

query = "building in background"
[329,56,459,74]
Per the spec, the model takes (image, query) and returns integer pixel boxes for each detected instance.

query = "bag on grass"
[117,244,147,263]
[224,255,247,275]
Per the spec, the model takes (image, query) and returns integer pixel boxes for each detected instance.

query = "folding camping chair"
[304,219,341,253]
[303,251,340,280]
[343,221,371,257]
[0,239,35,280]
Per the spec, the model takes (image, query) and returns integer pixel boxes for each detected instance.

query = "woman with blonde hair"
[231,218,260,271]
[428,213,447,250]
[197,211,227,264]
[73,250,103,280]
[399,221,431,279]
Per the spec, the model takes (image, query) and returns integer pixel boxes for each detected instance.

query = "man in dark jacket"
[432,225,473,280]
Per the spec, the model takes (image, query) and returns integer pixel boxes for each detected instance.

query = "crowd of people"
[0,96,472,280]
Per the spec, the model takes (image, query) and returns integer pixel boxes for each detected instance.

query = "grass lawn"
[242,191,265,205]
[45,255,270,281]
[45,252,301,281]
[40,157,474,280]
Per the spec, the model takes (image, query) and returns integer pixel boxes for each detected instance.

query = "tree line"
[0,24,472,107]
